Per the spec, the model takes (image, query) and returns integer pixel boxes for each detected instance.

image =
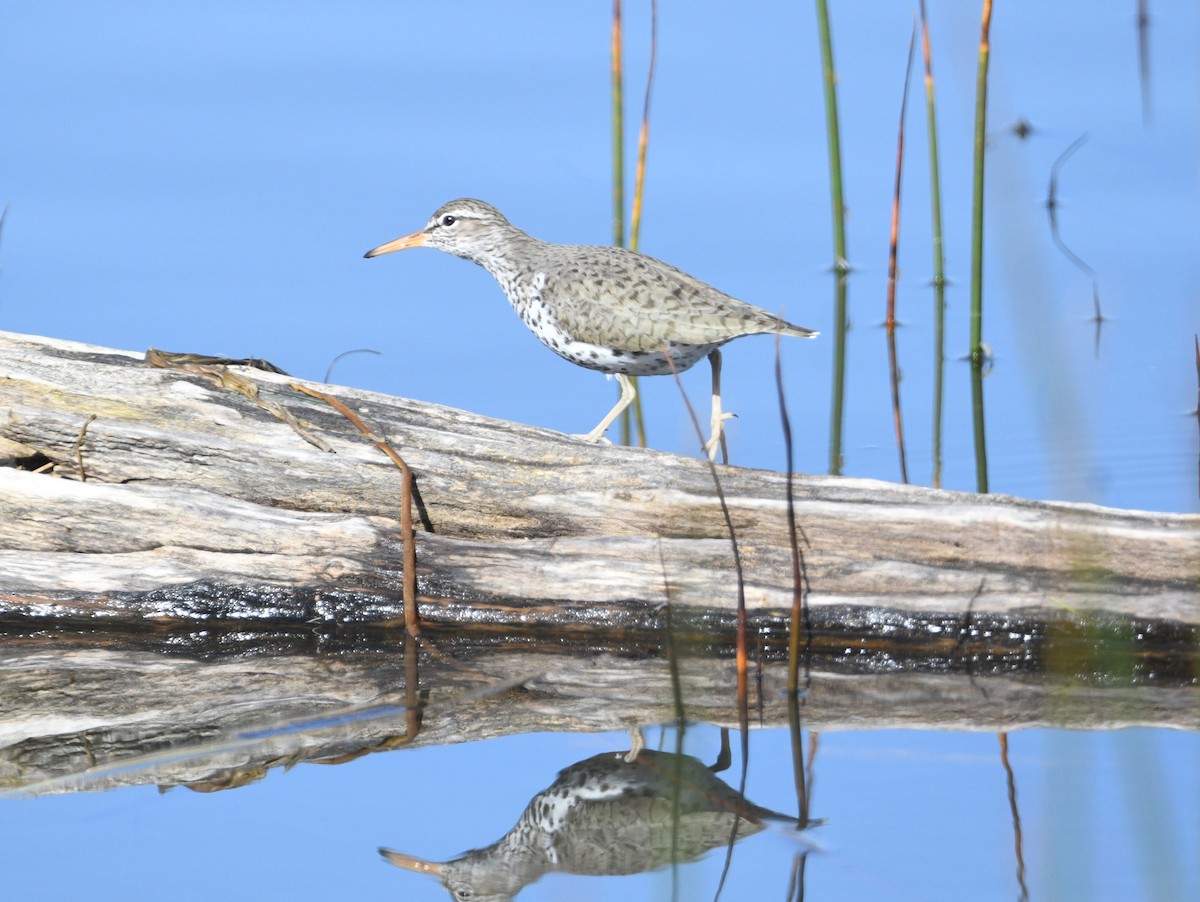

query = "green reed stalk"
[814,0,849,476]
[919,0,947,489]
[970,0,993,494]
[628,0,656,253]
[610,1,625,251]
[611,0,649,447]
[625,0,658,449]
[610,2,632,445]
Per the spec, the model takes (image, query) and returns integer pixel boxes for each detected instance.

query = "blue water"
[1,2,1197,899]
[3,726,1196,901]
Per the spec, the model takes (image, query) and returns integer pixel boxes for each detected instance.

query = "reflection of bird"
[380,749,812,902]
[365,199,816,457]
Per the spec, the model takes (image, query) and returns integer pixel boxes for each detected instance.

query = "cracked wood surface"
[2,330,1198,796]
[0,329,1197,632]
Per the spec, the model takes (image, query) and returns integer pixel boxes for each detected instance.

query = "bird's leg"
[708,727,733,773]
[704,349,734,462]
[624,725,646,763]
[577,373,636,444]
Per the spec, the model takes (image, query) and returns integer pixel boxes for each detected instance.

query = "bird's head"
[364,198,516,263]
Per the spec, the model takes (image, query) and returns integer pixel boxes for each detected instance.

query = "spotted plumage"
[365,198,817,454]
[379,749,811,901]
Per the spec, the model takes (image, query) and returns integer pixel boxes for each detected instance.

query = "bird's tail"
[783,323,819,338]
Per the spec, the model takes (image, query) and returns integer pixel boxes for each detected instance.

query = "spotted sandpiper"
[365,199,817,457]
[380,748,813,900]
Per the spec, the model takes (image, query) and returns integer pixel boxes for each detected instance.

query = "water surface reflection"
[380,746,817,900]
[1,623,1196,898]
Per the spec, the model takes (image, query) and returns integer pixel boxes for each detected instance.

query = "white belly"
[515,275,716,376]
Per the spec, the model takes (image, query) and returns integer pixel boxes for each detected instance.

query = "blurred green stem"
[626,0,658,449]
[919,0,947,489]
[970,0,992,494]
[610,0,624,251]
[815,0,848,476]
[611,0,648,447]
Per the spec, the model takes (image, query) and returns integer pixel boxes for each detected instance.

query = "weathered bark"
[1,330,1196,633]
[2,330,1198,795]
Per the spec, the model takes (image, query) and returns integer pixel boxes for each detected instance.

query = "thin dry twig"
[320,631,430,762]
[143,348,289,374]
[72,414,97,482]
[999,732,1031,900]
[655,543,687,902]
[290,383,419,635]
[628,0,658,252]
[145,349,331,452]
[660,348,748,902]
[323,348,381,384]
[1045,133,1104,330]
[886,24,917,485]
[286,388,490,679]
[776,335,813,825]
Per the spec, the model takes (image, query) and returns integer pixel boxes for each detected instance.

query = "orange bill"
[364,230,427,258]
[379,848,443,874]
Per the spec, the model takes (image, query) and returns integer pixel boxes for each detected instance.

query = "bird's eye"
[441,215,457,227]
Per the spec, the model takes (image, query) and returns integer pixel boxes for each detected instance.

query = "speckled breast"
[512,283,717,377]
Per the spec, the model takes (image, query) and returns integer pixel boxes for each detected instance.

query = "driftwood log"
[2,330,1196,628]
[1,329,1197,794]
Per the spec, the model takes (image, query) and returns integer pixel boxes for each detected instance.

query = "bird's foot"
[573,430,612,445]
[704,412,737,461]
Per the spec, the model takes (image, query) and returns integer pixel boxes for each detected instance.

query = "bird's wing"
[542,246,813,351]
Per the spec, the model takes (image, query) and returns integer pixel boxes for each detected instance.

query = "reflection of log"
[1,330,1197,635]
[3,637,1197,795]
[4,330,1197,796]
